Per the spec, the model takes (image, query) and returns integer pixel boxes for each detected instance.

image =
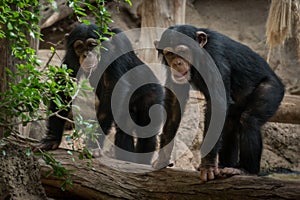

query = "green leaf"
[124,0,132,6]
[29,31,35,38]
[0,0,119,191]
[61,182,67,191]
[7,22,13,30]
[50,46,55,53]
[67,150,73,156]
[78,152,84,160]
[54,97,62,107]
[81,19,91,25]
[25,148,31,157]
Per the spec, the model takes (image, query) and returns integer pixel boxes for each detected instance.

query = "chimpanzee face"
[73,38,99,72]
[162,45,192,84]
[156,30,207,84]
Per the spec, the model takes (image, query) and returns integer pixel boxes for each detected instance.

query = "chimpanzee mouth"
[82,64,97,72]
[174,71,189,80]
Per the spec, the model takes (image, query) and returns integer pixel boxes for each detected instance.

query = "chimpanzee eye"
[75,44,84,51]
[86,38,98,49]
[163,50,174,57]
[175,45,190,56]
[88,42,98,48]
[163,48,174,57]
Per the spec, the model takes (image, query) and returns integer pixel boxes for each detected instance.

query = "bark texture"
[40,149,300,200]
[0,142,47,200]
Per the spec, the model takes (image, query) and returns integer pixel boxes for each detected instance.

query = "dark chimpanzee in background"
[38,23,164,164]
[154,24,284,181]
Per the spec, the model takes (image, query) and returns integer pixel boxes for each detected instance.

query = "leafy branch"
[0,0,132,190]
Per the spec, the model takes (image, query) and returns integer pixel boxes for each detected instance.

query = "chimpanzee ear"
[154,40,160,50]
[196,31,207,47]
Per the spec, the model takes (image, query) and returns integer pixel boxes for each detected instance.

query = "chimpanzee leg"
[93,92,114,149]
[136,137,157,153]
[41,98,71,150]
[38,77,72,151]
[239,78,284,174]
[152,90,181,168]
[133,85,163,164]
[152,83,189,169]
[239,117,262,174]
[135,136,157,164]
[134,109,158,164]
[114,128,135,162]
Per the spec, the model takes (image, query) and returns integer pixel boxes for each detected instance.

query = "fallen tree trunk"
[40,0,96,29]
[39,149,300,200]
[270,95,300,124]
[192,93,300,124]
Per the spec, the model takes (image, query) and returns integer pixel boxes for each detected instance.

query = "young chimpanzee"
[38,23,164,164]
[153,25,284,181]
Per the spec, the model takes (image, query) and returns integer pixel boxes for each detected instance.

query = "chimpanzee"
[153,24,285,181]
[38,23,164,164]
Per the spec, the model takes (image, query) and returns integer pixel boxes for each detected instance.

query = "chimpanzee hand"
[198,165,221,182]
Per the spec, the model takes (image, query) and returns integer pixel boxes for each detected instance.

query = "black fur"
[41,24,163,164]
[156,24,285,174]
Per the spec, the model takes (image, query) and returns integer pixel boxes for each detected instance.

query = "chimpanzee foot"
[33,139,61,152]
[220,167,244,177]
[90,148,103,158]
[199,166,220,182]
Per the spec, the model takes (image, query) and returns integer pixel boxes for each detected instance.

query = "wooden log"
[40,0,95,29]
[191,93,300,125]
[39,149,300,200]
[270,95,300,124]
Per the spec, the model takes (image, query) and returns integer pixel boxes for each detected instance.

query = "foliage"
[0,0,132,190]
[0,1,41,59]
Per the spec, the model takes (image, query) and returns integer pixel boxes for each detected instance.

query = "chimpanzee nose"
[83,51,88,58]
[175,60,182,67]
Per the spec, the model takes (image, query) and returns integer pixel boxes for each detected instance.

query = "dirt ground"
[38,0,300,173]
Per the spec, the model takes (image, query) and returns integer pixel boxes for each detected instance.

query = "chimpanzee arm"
[199,94,223,180]
[191,72,224,181]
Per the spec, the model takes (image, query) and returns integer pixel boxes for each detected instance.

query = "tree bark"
[0,35,8,138]
[0,142,47,200]
[0,25,16,138]
[40,149,300,200]
[137,0,186,81]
